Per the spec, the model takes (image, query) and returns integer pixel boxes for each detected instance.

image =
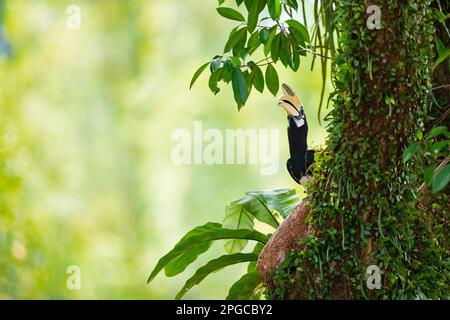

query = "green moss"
[270,0,449,299]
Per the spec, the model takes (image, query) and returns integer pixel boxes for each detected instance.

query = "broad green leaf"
[424,164,436,187]
[232,67,248,108]
[245,69,253,96]
[433,48,450,70]
[259,28,270,44]
[232,195,279,228]
[291,47,300,71]
[433,164,450,193]
[431,141,448,154]
[286,0,299,11]
[247,189,300,219]
[224,27,247,53]
[267,0,281,19]
[227,271,263,300]
[209,69,222,95]
[436,37,446,56]
[232,30,248,58]
[247,32,261,54]
[286,19,310,43]
[247,242,264,272]
[265,64,279,96]
[217,7,246,22]
[264,27,277,56]
[190,62,209,89]
[270,33,283,62]
[402,143,419,163]
[176,253,258,299]
[252,66,264,93]
[218,0,226,4]
[279,37,293,67]
[147,228,268,283]
[246,0,260,33]
[427,126,450,140]
[223,204,254,254]
[164,222,220,277]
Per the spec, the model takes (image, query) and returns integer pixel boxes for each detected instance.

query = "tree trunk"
[264,1,448,299]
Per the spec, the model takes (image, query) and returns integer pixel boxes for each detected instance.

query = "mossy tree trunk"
[270,1,448,299]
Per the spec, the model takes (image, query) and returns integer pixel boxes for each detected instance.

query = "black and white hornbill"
[277,83,315,186]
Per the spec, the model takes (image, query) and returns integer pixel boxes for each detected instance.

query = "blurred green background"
[0,0,328,299]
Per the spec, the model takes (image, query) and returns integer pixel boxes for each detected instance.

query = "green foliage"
[190,0,333,117]
[270,0,449,299]
[148,189,300,299]
[147,225,269,283]
[216,7,246,22]
[187,0,450,301]
[404,126,450,193]
[176,253,259,299]
[227,271,263,300]
[433,164,450,193]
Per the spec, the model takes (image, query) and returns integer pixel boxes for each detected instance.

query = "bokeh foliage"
[0,0,328,299]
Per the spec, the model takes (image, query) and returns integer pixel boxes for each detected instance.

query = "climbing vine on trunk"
[271,0,449,299]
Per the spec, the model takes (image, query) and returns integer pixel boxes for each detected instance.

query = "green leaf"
[176,253,258,299]
[436,37,446,56]
[247,189,299,219]
[259,28,270,44]
[291,47,300,71]
[209,69,222,95]
[233,31,248,58]
[246,0,260,33]
[267,0,281,19]
[216,7,246,22]
[232,67,248,108]
[190,62,209,89]
[424,164,436,187]
[222,60,234,83]
[433,48,450,70]
[286,0,299,11]
[224,27,247,53]
[252,66,264,93]
[247,242,264,272]
[223,204,254,254]
[231,195,279,228]
[402,143,420,163]
[433,164,450,193]
[247,32,260,49]
[279,37,292,67]
[270,33,283,62]
[286,19,310,43]
[227,271,262,300]
[147,228,268,284]
[431,141,448,154]
[265,64,279,96]
[427,126,450,139]
[264,27,277,56]
[164,223,219,277]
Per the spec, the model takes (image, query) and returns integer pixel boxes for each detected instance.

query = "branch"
[429,84,450,91]
[428,105,450,130]
[418,157,450,193]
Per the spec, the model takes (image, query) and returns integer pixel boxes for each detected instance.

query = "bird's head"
[277,83,302,117]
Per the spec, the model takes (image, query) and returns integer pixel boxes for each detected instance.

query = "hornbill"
[277,83,315,186]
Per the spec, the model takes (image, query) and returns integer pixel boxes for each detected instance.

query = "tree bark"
[265,1,445,299]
